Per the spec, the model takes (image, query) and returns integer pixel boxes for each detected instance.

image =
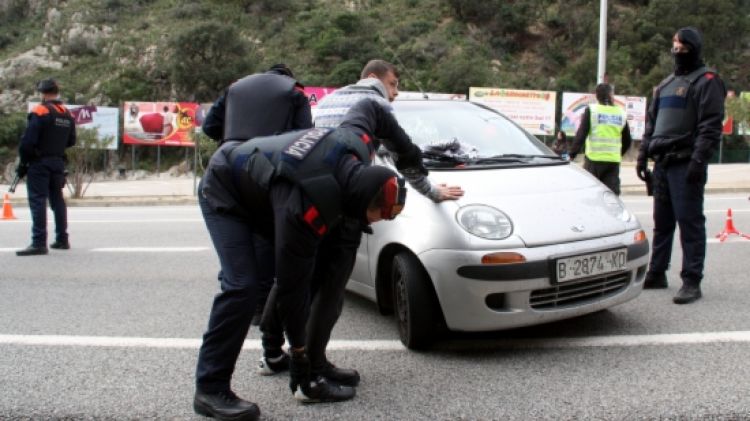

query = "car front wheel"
[391,252,444,350]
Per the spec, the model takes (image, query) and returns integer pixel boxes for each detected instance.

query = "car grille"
[530,272,631,310]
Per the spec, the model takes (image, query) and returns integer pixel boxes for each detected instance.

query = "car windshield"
[391,100,562,168]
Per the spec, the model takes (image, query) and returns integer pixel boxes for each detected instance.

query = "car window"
[392,101,558,167]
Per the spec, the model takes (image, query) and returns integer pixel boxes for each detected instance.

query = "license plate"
[555,248,627,283]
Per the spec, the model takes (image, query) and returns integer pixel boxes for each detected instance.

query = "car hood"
[429,164,630,247]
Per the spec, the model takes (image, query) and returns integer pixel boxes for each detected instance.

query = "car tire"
[391,252,444,350]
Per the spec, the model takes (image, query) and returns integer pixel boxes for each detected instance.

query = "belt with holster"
[652,147,692,166]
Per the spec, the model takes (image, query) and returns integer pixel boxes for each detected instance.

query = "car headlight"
[601,190,632,222]
[456,205,513,240]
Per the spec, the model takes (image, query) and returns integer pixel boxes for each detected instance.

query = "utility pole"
[597,0,608,84]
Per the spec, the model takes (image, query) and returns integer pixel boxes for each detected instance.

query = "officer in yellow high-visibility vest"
[569,83,633,195]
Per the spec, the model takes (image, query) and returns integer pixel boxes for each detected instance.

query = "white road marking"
[633,208,750,216]
[92,247,209,252]
[2,331,750,350]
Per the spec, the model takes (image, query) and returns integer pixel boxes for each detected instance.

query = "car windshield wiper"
[473,153,564,164]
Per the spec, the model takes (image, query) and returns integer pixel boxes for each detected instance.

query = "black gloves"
[289,351,311,394]
[394,144,427,176]
[636,155,649,182]
[15,162,29,179]
[686,159,706,184]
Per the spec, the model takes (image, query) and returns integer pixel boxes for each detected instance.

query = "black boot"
[293,375,356,404]
[643,271,668,289]
[290,352,355,403]
[193,389,260,421]
[315,361,360,387]
[673,284,702,304]
[16,245,48,256]
[50,240,70,250]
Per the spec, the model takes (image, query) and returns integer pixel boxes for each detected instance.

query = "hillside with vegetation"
[1,0,749,169]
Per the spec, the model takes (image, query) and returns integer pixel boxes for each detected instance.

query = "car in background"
[345,99,650,349]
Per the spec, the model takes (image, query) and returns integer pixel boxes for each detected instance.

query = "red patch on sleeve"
[360,133,371,144]
[32,105,50,116]
[704,73,715,80]
[303,206,327,236]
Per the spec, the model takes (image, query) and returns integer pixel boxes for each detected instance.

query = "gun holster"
[644,170,654,197]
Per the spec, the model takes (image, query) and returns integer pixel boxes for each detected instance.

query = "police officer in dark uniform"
[636,27,726,304]
[201,64,313,326]
[193,100,408,420]
[256,98,464,388]
[202,63,312,144]
[16,78,76,256]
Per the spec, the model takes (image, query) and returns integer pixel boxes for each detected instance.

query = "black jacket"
[202,70,312,142]
[19,100,76,163]
[638,69,726,164]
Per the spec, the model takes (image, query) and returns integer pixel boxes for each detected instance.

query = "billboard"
[28,103,119,150]
[469,88,557,136]
[305,87,338,108]
[738,92,750,136]
[123,101,198,146]
[560,93,647,140]
[397,91,466,100]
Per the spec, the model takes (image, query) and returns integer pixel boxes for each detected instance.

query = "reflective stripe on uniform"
[586,103,626,163]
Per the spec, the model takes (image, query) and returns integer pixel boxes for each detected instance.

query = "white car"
[346,99,650,349]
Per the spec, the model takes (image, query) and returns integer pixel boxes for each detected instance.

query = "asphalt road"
[1,195,749,420]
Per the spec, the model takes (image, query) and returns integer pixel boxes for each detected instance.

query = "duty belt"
[653,147,692,166]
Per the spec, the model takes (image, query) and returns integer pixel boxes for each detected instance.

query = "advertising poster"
[28,103,119,150]
[469,88,557,136]
[738,92,750,136]
[123,101,198,146]
[722,90,734,135]
[304,87,338,108]
[560,93,647,140]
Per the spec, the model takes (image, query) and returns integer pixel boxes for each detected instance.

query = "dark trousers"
[196,193,263,393]
[260,218,362,372]
[26,158,67,247]
[583,158,621,195]
[649,160,706,284]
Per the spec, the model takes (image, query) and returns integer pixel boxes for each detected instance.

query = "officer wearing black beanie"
[636,27,726,304]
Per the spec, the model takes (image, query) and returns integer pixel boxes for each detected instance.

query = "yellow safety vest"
[585,103,626,163]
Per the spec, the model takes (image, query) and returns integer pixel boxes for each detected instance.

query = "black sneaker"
[257,352,290,376]
[315,361,360,387]
[193,389,260,421]
[643,272,668,289]
[673,284,702,304]
[293,375,356,404]
[16,245,48,256]
[50,241,70,250]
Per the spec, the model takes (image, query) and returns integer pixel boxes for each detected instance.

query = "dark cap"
[595,83,613,105]
[268,63,294,78]
[36,78,59,94]
[675,27,703,57]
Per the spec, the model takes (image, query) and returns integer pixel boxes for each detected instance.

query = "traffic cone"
[716,208,750,242]
[1,193,16,220]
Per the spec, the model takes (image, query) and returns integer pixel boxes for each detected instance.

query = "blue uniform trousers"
[26,158,67,247]
[649,160,706,284]
[196,192,265,393]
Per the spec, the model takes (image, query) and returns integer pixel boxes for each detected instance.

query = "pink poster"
[304,87,338,108]
[123,101,198,146]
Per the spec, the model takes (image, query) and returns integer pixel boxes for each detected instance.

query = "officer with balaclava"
[16,78,76,256]
[636,27,726,304]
